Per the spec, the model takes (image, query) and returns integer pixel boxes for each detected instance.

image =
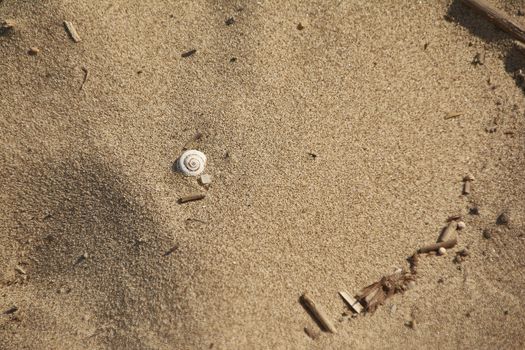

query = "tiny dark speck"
[230,57,237,63]
[307,152,317,159]
[225,17,235,26]
[469,207,479,215]
[297,23,304,30]
[181,49,197,58]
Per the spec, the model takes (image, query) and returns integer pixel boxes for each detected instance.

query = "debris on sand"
[181,49,197,58]
[178,193,206,204]
[339,291,363,314]
[471,52,485,66]
[3,306,18,315]
[438,221,457,242]
[462,175,474,195]
[462,0,525,44]
[64,21,81,43]
[444,111,463,119]
[199,174,212,186]
[225,17,235,26]
[300,293,337,333]
[418,238,457,254]
[0,19,15,35]
[28,47,40,55]
[496,212,509,226]
[356,270,416,314]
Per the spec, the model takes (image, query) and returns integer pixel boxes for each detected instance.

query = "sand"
[1,0,524,349]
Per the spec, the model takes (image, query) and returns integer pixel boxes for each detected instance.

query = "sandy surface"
[1,0,525,349]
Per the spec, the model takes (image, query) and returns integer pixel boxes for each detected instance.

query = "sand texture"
[1,0,525,349]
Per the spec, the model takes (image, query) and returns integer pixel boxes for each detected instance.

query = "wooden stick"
[300,293,337,334]
[80,67,88,91]
[178,193,205,204]
[438,221,456,242]
[339,291,363,314]
[418,238,457,254]
[64,21,81,43]
[462,0,525,44]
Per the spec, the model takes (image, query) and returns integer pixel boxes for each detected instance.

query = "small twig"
[300,293,337,334]
[64,21,81,43]
[164,244,178,256]
[3,306,18,315]
[418,238,457,254]
[181,49,197,58]
[445,111,463,120]
[339,291,363,314]
[80,67,89,91]
[438,221,457,242]
[178,193,206,204]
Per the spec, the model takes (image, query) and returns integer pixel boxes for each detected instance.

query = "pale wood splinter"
[300,293,337,334]
[64,21,81,43]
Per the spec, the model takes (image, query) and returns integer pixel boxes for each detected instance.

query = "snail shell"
[176,150,207,176]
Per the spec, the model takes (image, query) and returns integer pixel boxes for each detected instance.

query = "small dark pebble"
[229,57,237,63]
[503,310,509,315]
[469,207,479,215]
[482,229,492,239]
[496,212,509,226]
[437,278,444,284]
[297,23,304,30]
[181,49,197,58]
[137,70,143,74]
[225,17,235,26]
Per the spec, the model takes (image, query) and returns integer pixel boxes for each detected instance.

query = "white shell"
[176,150,206,176]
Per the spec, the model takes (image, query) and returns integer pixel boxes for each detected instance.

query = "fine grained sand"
[1,0,524,349]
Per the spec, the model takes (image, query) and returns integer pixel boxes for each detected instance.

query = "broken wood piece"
[3,306,18,315]
[181,49,197,58]
[339,291,363,314]
[300,293,337,334]
[178,193,205,204]
[438,221,457,242]
[164,244,178,256]
[445,111,463,119]
[357,271,415,313]
[80,67,88,90]
[14,265,26,275]
[462,0,525,44]
[418,238,457,254]
[64,21,81,43]
[462,175,474,195]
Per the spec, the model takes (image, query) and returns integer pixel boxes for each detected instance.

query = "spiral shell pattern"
[176,150,207,176]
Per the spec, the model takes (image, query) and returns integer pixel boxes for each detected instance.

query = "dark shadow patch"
[446,0,513,44]
[2,153,195,349]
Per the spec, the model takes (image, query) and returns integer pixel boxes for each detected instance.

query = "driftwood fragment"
[462,0,525,44]
[64,21,81,43]
[339,291,363,314]
[357,271,416,313]
[418,238,457,254]
[300,293,337,333]
[438,221,457,242]
[178,193,205,204]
